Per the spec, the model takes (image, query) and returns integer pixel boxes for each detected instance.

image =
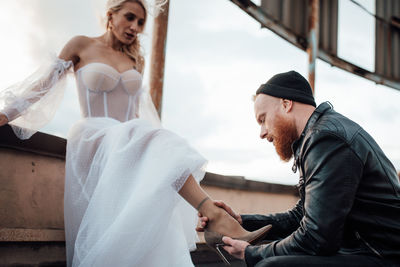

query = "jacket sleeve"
[241,198,303,241]
[245,131,363,266]
[0,55,73,139]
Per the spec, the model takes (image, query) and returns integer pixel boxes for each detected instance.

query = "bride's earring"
[107,16,113,31]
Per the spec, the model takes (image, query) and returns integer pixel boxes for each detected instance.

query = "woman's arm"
[0,36,91,138]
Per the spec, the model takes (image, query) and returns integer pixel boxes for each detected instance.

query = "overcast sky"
[0,0,399,185]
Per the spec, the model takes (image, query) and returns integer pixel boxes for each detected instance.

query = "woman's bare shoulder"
[68,35,94,47]
[59,35,95,63]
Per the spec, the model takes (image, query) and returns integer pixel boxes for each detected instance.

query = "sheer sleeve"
[136,86,162,128]
[0,55,73,139]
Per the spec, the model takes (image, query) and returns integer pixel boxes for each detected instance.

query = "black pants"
[254,254,399,267]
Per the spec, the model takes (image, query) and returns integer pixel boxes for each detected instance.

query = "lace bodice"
[75,62,143,122]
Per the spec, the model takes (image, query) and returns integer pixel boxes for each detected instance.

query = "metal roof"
[375,0,400,81]
[261,0,338,55]
[229,0,400,91]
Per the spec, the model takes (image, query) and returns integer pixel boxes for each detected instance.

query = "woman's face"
[109,1,146,45]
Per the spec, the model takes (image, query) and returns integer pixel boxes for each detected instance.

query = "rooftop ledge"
[0,124,299,196]
[0,124,298,266]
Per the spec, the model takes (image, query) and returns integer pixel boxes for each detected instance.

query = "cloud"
[162,64,220,141]
[163,0,400,182]
[337,0,375,71]
[1,0,399,185]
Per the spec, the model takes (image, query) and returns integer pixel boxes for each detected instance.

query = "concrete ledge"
[0,229,65,242]
[0,242,66,266]
[0,242,244,267]
[1,125,299,197]
[0,125,66,159]
[0,148,65,230]
[202,172,298,196]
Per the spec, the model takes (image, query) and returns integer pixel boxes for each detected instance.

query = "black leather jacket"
[243,102,400,266]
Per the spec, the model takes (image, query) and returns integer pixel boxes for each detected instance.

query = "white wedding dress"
[0,58,207,267]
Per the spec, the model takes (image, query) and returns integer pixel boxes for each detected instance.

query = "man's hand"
[222,236,250,260]
[0,114,9,127]
[196,200,242,232]
[215,200,243,224]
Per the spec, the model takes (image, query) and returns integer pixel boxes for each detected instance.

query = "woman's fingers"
[196,216,209,232]
[0,114,9,126]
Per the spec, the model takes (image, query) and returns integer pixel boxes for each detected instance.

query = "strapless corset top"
[75,62,143,122]
[76,62,142,94]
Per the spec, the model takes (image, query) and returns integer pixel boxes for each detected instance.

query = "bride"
[0,0,270,266]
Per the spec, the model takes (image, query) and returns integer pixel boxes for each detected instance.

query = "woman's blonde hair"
[106,0,147,73]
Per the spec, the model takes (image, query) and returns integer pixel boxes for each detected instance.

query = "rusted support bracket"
[318,50,400,90]
[229,0,400,91]
[149,0,170,118]
[307,0,319,94]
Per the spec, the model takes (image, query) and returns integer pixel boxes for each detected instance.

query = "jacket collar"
[291,102,333,170]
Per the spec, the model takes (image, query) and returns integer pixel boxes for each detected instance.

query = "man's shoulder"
[308,109,362,143]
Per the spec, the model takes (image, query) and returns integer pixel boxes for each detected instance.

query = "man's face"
[254,94,298,161]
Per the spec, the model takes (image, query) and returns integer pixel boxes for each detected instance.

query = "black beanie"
[256,70,316,107]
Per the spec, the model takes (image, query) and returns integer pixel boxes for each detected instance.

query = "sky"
[0,0,399,185]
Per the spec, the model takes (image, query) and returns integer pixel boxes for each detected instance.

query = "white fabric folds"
[0,57,207,266]
[65,117,206,266]
[0,55,73,139]
[136,87,162,127]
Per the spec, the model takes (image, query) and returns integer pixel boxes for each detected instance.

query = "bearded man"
[198,71,400,266]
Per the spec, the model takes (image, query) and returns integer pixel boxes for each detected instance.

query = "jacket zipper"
[292,156,298,173]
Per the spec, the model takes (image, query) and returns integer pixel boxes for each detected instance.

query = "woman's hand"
[0,113,9,126]
[196,200,242,232]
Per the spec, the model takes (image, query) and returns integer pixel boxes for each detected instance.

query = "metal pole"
[307,0,319,94]
[149,0,170,118]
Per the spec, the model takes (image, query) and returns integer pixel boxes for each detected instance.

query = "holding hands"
[196,200,242,232]
[196,200,249,260]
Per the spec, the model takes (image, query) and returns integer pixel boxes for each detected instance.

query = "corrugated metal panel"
[261,0,308,37]
[375,0,400,81]
[261,0,338,55]
[230,0,400,90]
[320,0,338,55]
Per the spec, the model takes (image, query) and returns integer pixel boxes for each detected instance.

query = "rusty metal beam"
[232,0,307,50]
[229,0,400,91]
[318,50,400,90]
[307,0,319,94]
[149,0,170,118]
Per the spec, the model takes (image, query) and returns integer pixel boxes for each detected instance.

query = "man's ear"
[281,99,293,113]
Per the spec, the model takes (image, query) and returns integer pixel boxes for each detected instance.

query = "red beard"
[272,114,299,162]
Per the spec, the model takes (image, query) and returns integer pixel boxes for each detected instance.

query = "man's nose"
[260,127,268,139]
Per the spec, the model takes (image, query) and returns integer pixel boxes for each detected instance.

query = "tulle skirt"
[64,117,207,267]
